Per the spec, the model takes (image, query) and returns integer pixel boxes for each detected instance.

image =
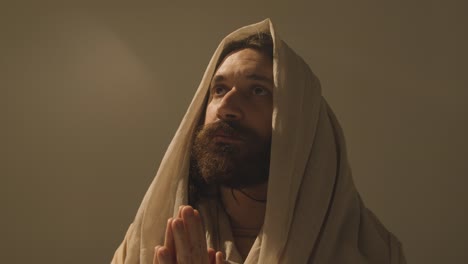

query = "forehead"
[214,48,273,78]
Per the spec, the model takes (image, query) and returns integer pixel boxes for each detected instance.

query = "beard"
[191,120,271,189]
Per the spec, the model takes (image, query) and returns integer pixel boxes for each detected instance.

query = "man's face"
[192,48,274,188]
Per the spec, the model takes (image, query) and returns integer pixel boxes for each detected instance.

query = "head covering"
[111,19,406,264]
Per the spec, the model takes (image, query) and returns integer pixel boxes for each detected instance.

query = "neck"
[219,183,267,259]
[219,183,267,229]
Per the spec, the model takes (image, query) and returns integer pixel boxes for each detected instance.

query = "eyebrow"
[211,74,273,85]
[246,73,274,84]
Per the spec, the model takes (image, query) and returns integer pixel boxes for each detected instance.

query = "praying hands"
[153,206,225,264]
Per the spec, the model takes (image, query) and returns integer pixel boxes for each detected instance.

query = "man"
[112,19,406,264]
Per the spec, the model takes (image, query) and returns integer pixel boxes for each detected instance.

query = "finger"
[182,206,209,263]
[193,209,202,225]
[193,209,205,235]
[157,246,174,264]
[164,218,175,259]
[207,248,216,264]
[171,218,191,264]
[177,205,184,218]
[215,251,225,264]
[153,246,160,264]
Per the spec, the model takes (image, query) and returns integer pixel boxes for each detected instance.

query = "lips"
[212,131,244,144]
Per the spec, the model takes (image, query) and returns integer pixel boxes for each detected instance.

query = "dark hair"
[215,32,274,69]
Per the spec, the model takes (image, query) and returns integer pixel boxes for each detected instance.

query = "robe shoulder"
[111,223,134,264]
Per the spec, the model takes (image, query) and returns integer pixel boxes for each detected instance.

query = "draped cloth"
[111,19,406,264]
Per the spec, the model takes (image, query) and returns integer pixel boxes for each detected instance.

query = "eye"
[213,86,228,97]
[252,86,269,96]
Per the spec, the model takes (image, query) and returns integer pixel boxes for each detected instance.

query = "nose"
[216,88,244,121]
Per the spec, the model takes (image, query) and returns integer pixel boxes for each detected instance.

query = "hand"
[153,205,225,264]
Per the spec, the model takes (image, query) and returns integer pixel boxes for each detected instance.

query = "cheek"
[204,102,217,125]
[251,106,273,141]
[262,102,273,129]
[261,114,273,139]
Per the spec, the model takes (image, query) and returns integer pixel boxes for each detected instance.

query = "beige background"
[2,1,467,263]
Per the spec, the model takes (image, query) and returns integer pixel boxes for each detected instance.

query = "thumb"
[207,248,216,264]
[215,251,225,264]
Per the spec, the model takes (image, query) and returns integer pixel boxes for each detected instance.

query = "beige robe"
[111,19,406,264]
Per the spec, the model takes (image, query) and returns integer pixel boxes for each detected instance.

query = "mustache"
[197,120,258,141]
